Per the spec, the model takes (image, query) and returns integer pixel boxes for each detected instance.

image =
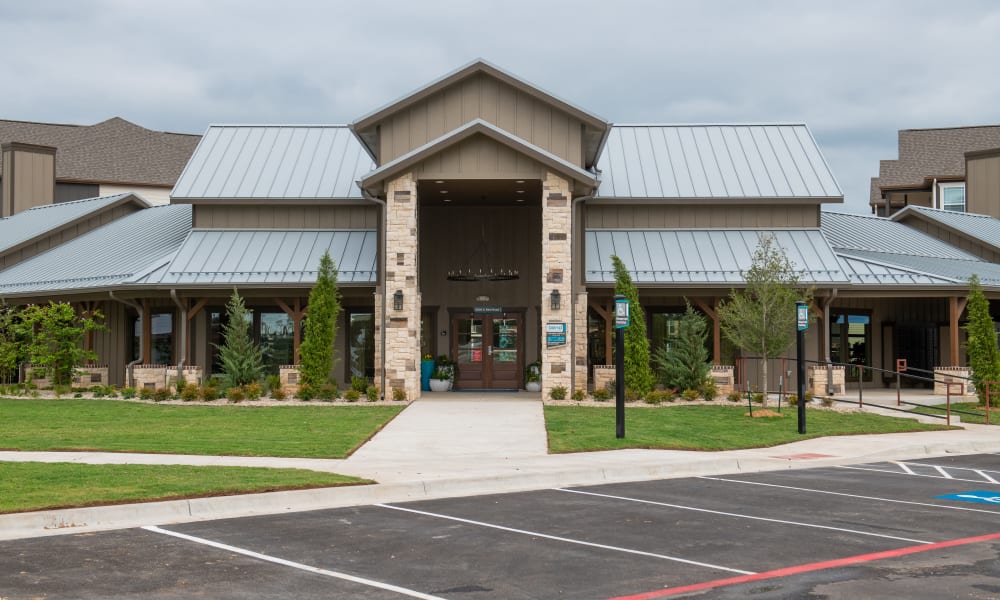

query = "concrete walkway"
[2,390,999,540]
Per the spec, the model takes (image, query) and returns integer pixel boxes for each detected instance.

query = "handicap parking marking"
[937,491,1000,505]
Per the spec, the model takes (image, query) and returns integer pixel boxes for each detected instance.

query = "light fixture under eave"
[446,223,519,282]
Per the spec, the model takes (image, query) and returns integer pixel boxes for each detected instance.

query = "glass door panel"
[491,318,520,389]
[454,316,485,389]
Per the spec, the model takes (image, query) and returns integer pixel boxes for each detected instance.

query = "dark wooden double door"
[451,313,523,390]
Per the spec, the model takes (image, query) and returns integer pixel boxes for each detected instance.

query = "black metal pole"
[796,308,807,435]
[615,322,625,439]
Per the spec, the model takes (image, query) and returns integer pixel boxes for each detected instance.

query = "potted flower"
[525,360,542,392]
[436,355,455,390]
[420,353,435,391]
[429,366,452,392]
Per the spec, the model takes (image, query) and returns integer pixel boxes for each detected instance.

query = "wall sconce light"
[550,289,561,311]
[393,289,404,311]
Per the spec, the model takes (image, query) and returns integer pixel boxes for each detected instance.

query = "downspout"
[109,291,142,388]
[361,187,388,400]
[932,178,938,209]
[169,289,186,372]
[570,192,595,391]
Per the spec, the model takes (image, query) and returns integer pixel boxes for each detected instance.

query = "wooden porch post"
[950,296,968,366]
[141,299,152,364]
[275,298,305,364]
[185,298,208,368]
[692,298,721,365]
[589,300,612,365]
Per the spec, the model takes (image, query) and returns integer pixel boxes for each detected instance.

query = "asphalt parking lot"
[4,453,1000,599]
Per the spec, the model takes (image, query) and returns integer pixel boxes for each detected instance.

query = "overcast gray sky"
[2,0,999,213]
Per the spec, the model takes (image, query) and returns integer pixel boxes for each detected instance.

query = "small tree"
[299,251,342,389]
[718,234,810,405]
[216,289,263,388]
[0,304,25,384]
[964,274,1000,406]
[17,301,105,386]
[612,255,654,396]
[653,303,711,392]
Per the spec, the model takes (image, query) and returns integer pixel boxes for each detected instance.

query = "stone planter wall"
[279,365,300,396]
[165,366,203,387]
[22,364,51,389]
[711,365,735,396]
[73,365,109,387]
[807,365,846,396]
[934,367,975,396]
[593,366,615,393]
[132,365,169,390]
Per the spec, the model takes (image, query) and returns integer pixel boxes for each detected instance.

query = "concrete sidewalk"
[2,391,999,541]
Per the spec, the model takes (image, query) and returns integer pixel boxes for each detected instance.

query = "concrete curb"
[5,437,1000,542]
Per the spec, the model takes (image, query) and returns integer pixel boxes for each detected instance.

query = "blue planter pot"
[421,359,435,391]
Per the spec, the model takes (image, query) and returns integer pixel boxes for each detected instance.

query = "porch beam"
[187,298,208,321]
[692,297,721,365]
[949,296,968,366]
[275,297,305,364]
[141,298,152,364]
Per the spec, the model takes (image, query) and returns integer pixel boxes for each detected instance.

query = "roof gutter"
[360,186,387,400]
[169,289,186,372]
[109,291,142,388]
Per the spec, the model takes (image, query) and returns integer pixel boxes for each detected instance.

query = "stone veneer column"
[384,173,421,401]
[541,172,573,396]
[373,290,383,387]
[573,291,589,392]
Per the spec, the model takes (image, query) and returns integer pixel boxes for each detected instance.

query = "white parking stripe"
[699,476,1000,515]
[556,488,931,545]
[976,470,999,484]
[839,465,1000,485]
[143,526,443,600]
[933,466,954,478]
[895,461,916,475]
[376,503,754,575]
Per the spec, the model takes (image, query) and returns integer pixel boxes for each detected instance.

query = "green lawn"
[0,399,403,458]
[0,462,369,514]
[545,405,955,453]
[911,401,1000,425]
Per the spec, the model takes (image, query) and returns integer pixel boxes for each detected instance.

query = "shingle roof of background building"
[596,125,842,200]
[871,125,1000,203]
[0,117,200,186]
[0,193,148,256]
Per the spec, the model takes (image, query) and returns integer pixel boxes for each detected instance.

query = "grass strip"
[545,405,954,453]
[911,401,998,425]
[0,399,403,458]
[0,462,370,514]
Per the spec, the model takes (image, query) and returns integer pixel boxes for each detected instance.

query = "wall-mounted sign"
[546,334,567,347]
[546,322,566,334]
[473,306,503,315]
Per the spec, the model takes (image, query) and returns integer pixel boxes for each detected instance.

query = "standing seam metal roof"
[595,125,842,199]
[0,205,192,295]
[892,206,1000,251]
[148,229,377,285]
[821,210,981,260]
[0,193,146,256]
[171,125,374,200]
[585,229,847,284]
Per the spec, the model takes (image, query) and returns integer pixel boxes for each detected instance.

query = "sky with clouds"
[2,0,999,213]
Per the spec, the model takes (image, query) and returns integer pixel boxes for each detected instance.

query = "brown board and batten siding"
[379,72,585,168]
[411,135,547,181]
[2,143,56,216]
[192,205,378,229]
[585,204,820,229]
[967,149,1000,218]
[91,300,130,386]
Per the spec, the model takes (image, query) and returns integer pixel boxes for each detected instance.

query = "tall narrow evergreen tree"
[964,274,1000,406]
[217,289,263,388]
[653,303,711,392]
[299,251,342,389]
[611,255,654,395]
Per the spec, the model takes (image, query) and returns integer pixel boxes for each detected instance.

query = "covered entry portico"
[352,61,610,400]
